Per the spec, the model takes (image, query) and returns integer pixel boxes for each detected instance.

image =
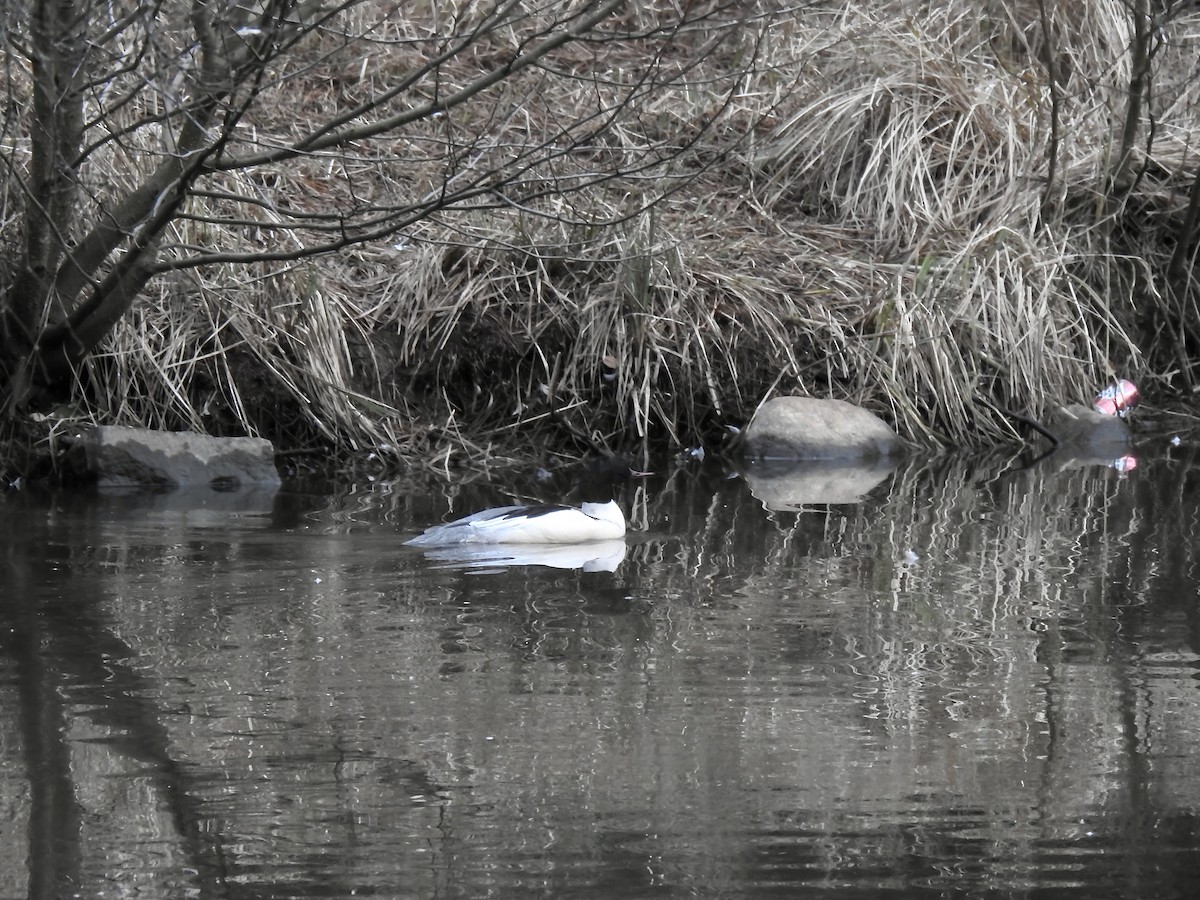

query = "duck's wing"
[457,505,583,543]
[480,506,624,543]
[406,504,576,546]
[438,505,528,526]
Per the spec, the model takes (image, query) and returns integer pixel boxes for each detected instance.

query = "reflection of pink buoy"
[1112,455,1138,474]
[1093,379,1139,417]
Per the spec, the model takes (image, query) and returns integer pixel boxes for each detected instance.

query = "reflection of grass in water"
[69,456,1200,894]
[614,455,1197,863]
[623,455,1157,753]
[850,456,1138,704]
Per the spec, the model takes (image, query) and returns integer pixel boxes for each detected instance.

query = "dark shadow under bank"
[3,388,1198,493]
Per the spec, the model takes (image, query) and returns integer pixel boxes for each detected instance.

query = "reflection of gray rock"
[743,459,897,510]
[68,426,281,487]
[744,397,902,460]
[94,485,280,521]
[1049,404,1132,451]
[421,540,627,572]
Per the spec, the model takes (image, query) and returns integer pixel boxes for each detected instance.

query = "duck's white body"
[406,500,625,546]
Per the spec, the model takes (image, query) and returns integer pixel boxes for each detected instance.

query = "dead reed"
[21,0,1200,466]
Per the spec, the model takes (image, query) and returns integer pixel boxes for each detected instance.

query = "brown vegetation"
[4,0,1200,473]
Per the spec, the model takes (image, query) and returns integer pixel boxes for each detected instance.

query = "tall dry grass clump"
[749,0,1156,442]
[30,0,1200,464]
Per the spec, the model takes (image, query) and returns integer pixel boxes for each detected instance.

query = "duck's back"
[407,502,624,546]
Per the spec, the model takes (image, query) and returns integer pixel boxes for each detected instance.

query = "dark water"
[3,449,1200,899]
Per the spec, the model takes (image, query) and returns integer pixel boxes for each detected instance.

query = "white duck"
[405,500,625,546]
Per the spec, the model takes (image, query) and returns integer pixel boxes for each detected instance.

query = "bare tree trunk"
[5,0,300,390]
[36,108,228,380]
[23,0,86,324]
[1112,0,1152,195]
[0,0,88,410]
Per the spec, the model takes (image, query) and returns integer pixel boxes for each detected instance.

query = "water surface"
[3,450,1200,898]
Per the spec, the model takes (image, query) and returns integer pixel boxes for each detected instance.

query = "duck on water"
[405,500,626,546]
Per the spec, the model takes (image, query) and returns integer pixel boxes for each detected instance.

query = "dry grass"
[9,0,1200,466]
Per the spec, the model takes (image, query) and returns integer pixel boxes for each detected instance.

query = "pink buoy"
[1093,379,1139,417]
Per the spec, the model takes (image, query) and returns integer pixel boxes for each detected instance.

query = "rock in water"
[744,397,902,461]
[67,426,281,487]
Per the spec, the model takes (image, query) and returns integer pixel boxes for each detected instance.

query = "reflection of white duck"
[405,500,625,546]
[422,540,627,572]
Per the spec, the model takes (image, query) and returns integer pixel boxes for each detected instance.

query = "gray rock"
[68,426,281,487]
[744,396,902,461]
[1048,404,1132,451]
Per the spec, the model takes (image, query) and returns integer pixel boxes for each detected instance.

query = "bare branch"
[212,0,625,171]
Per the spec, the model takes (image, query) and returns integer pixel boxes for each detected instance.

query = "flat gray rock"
[1048,404,1132,451]
[744,396,902,461]
[69,426,281,487]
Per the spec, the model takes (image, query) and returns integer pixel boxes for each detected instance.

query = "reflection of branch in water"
[1,589,232,897]
[6,610,82,900]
